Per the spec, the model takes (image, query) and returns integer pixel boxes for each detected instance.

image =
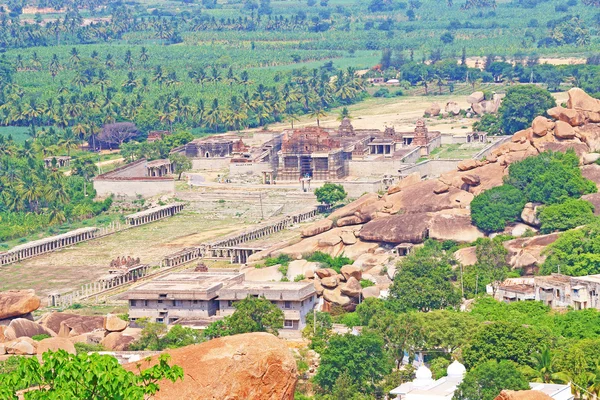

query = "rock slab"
[0,290,40,320]
[124,332,297,400]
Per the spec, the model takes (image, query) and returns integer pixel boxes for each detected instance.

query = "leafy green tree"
[315,183,347,205]
[538,198,596,234]
[541,219,600,276]
[314,332,391,394]
[0,350,183,399]
[473,237,509,296]
[498,85,556,134]
[388,240,461,312]
[462,321,549,369]
[473,114,503,135]
[470,184,526,232]
[302,311,333,353]
[453,360,529,400]
[168,152,192,180]
[204,296,283,339]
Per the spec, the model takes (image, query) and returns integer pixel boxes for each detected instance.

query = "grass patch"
[306,251,353,274]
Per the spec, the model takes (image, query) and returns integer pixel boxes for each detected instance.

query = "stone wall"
[93,179,175,199]
[191,158,231,170]
[473,136,512,160]
[398,159,462,178]
[229,162,271,176]
[332,180,384,198]
[348,159,406,177]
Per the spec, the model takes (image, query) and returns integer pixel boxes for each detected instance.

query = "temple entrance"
[300,156,312,178]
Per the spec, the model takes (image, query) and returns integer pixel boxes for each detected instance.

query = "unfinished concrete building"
[124,271,316,330]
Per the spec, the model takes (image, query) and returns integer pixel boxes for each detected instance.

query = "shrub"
[538,199,596,234]
[31,334,51,341]
[373,88,390,98]
[471,185,527,232]
[360,279,375,288]
[306,251,353,273]
[498,85,556,134]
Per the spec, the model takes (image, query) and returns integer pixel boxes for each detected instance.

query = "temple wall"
[191,158,231,170]
[348,160,405,177]
[230,162,271,176]
[332,180,384,198]
[93,179,175,199]
[398,159,462,178]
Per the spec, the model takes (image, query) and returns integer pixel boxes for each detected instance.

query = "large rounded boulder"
[0,290,40,320]
[125,332,297,400]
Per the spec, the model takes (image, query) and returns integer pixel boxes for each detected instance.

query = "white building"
[389,361,573,400]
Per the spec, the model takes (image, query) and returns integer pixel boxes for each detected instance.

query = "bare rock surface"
[36,337,76,357]
[495,390,553,400]
[104,314,128,333]
[125,332,297,400]
[428,210,485,243]
[0,290,40,320]
[301,219,333,238]
[359,213,432,244]
[58,316,104,338]
[7,318,55,340]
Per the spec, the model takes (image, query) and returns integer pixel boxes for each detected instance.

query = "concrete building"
[488,277,536,304]
[93,159,175,199]
[125,271,317,330]
[126,271,244,324]
[390,362,573,400]
[218,281,317,330]
[534,274,574,309]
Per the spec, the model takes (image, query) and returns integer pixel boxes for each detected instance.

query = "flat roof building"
[124,271,316,330]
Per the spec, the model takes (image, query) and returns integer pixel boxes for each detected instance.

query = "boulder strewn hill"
[259,88,600,272]
[124,332,298,400]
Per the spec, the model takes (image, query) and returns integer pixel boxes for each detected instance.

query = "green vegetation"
[264,254,292,267]
[31,334,51,341]
[541,219,600,276]
[470,185,526,233]
[454,360,529,400]
[130,321,204,351]
[73,342,105,354]
[0,350,183,399]
[388,240,461,312]
[538,198,596,234]
[203,296,284,339]
[471,150,597,232]
[315,183,348,206]
[0,134,112,242]
[306,252,353,273]
[498,85,556,133]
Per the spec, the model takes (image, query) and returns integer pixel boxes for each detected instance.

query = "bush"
[264,254,291,267]
[538,198,596,234]
[471,185,527,233]
[306,251,353,273]
[360,279,375,288]
[373,88,390,98]
[31,334,51,341]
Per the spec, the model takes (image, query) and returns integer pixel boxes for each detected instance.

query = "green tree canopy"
[168,152,192,180]
[540,219,600,276]
[0,350,183,399]
[470,184,526,232]
[453,360,529,400]
[204,296,284,339]
[498,85,556,134]
[462,321,549,369]
[538,198,596,234]
[388,240,461,312]
[315,183,347,205]
[314,332,392,395]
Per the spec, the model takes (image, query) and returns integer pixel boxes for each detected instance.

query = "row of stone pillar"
[127,204,184,227]
[1,229,98,266]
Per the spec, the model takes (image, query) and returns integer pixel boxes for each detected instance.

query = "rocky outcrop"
[531,116,555,137]
[340,265,362,281]
[467,91,485,104]
[359,213,432,244]
[567,87,600,113]
[495,390,553,400]
[5,337,37,355]
[425,103,441,117]
[36,337,76,357]
[428,210,485,243]
[521,203,542,228]
[125,333,297,400]
[104,314,128,332]
[5,318,55,340]
[39,312,78,335]
[58,316,104,338]
[582,193,600,215]
[323,287,352,307]
[0,290,40,320]
[445,101,461,115]
[301,219,333,238]
[101,331,137,351]
[548,106,585,126]
[340,277,362,298]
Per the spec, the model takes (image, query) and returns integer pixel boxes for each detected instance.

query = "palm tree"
[58,129,80,156]
[309,105,327,127]
[140,47,150,65]
[338,107,351,121]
